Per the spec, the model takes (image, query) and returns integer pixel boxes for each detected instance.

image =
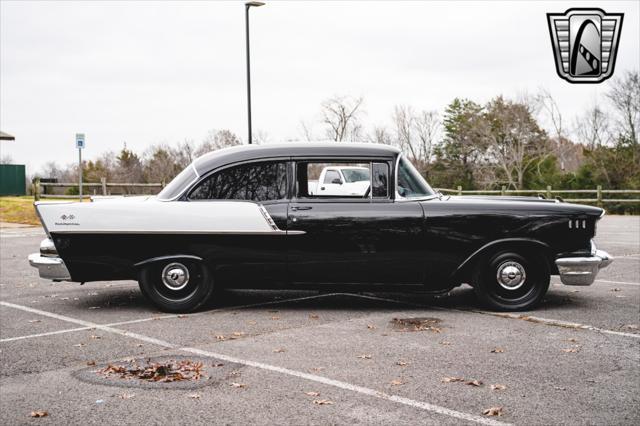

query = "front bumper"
[28,253,71,281]
[555,242,613,286]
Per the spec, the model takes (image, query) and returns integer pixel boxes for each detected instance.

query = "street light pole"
[245,1,265,145]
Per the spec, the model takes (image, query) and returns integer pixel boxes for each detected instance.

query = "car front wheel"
[138,259,213,313]
[472,250,550,311]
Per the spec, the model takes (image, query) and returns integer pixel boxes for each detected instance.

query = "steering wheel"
[363,185,371,198]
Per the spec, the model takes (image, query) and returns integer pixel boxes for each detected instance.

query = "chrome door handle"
[291,206,312,211]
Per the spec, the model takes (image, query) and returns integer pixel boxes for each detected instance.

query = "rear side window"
[189,161,287,202]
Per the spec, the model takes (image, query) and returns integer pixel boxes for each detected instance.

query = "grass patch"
[0,197,40,225]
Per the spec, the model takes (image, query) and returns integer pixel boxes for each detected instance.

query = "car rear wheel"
[138,259,213,313]
[472,250,550,311]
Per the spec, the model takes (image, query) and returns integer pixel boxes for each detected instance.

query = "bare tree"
[484,96,549,189]
[392,105,440,165]
[368,126,393,145]
[195,129,242,156]
[299,120,315,142]
[0,154,13,164]
[574,102,612,149]
[606,70,640,145]
[537,88,577,171]
[321,95,364,141]
[414,110,440,163]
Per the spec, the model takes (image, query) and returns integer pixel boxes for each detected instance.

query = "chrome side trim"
[28,253,71,281]
[48,229,293,235]
[556,241,613,286]
[134,254,203,267]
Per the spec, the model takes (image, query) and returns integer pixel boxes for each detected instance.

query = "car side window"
[323,170,341,184]
[188,161,287,202]
[372,163,389,198]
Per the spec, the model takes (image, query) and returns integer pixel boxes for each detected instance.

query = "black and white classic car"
[29,143,613,312]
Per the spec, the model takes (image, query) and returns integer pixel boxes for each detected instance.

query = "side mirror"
[331,178,343,185]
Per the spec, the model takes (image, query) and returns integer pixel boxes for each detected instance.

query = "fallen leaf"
[28,320,42,324]
[367,324,376,330]
[309,367,325,372]
[271,316,280,320]
[230,370,241,376]
[357,354,372,359]
[29,411,48,418]
[395,361,408,367]
[490,348,504,353]
[73,343,85,347]
[466,380,483,387]
[305,391,320,397]
[562,347,579,353]
[313,399,333,405]
[441,376,464,383]
[567,338,578,343]
[230,382,246,388]
[247,320,257,325]
[86,360,96,366]
[439,341,452,346]
[187,393,201,399]
[390,379,405,386]
[215,335,226,340]
[212,362,224,367]
[177,314,187,318]
[623,324,639,330]
[232,331,245,337]
[90,335,102,340]
[483,407,503,417]
[611,288,622,292]
[491,384,507,391]
[117,392,135,399]
[273,348,286,353]
[309,314,319,319]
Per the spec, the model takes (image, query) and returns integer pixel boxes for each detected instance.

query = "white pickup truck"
[308,166,370,196]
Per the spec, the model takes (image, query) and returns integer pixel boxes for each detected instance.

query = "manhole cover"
[390,317,443,332]
[74,355,243,390]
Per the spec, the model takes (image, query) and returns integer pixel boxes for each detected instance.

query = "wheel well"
[452,239,554,284]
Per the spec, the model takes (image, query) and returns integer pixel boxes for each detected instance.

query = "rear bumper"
[28,253,71,281]
[555,242,613,286]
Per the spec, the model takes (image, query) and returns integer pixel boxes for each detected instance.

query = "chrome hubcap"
[496,261,526,290]
[161,263,190,291]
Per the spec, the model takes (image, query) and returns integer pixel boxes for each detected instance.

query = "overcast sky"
[1,0,638,174]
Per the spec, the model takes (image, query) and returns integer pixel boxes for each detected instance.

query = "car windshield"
[341,168,370,183]
[157,165,197,200]
[397,156,436,198]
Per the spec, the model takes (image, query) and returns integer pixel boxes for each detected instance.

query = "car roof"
[193,142,401,175]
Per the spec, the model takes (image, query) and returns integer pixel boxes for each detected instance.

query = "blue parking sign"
[76,133,85,149]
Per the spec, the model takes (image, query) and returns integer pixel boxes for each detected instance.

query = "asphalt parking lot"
[1,216,638,425]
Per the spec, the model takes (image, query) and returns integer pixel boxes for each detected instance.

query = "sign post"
[75,133,85,201]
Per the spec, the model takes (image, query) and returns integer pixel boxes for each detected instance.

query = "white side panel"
[36,199,279,234]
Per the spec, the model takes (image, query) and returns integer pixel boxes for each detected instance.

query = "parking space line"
[595,279,640,286]
[0,300,510,426]
[0,292,343,343]
[340,293,640,340]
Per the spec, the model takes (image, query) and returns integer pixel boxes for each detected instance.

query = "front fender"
[450,238,554,283]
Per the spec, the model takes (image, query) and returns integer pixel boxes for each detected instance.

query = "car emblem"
[547,8,623,83]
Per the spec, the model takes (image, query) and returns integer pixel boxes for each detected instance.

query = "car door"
[287,158,426,286]
[186,159,290,287]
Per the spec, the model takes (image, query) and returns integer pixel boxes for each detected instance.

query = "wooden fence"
[437,185,640,204]
[31,179,639,205]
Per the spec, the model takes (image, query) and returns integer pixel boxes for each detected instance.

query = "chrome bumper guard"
[555,242,613,286]
[28,238,71,281]
[28,253,71,281]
